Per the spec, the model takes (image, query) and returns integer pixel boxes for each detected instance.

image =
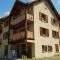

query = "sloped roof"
[10,0,60,20]
[28,0,60,20]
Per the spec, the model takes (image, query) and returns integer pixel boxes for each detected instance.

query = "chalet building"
[0,0,60,58]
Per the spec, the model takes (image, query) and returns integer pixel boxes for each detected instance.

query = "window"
[3,32,8,40]
[4,20,9,27]
[48,46,52,52]
[51,18,58,26]
[52,31,59,38]
[39,12,48,23]
[4,45,8,56]
[55,44,59,52]
[42,45,47,53]
[40,27,49,37]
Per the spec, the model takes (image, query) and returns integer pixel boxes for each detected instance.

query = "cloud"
[0,17,2,18]
[4,11,10,16]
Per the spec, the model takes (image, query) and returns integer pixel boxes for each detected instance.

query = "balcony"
[9,30,34,43]
[11,14,25,25]
[9,30,25,43]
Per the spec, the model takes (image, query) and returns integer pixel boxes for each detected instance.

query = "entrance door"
[27,43,32,58]
[21,44,26,55]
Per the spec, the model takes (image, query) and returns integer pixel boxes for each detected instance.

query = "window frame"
[48,46,52,53]
[52,30,59,39]
[40,27,49,37]
[51,18,58,26]
[42,45,47,53]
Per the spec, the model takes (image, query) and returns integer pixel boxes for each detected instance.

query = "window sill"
[41,34,49,37]
[53,37,59,39]
[52,24,58,27]
[42,51,47,53]
[48,51,52,53]
[40,19,48,23]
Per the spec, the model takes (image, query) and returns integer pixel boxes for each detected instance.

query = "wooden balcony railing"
[9,30,34,43]
[10,31,25,41]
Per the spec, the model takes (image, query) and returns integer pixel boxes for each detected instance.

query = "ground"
[27,55,60,60]
[0,55,60,60]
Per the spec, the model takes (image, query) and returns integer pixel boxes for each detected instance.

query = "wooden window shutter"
[57,32,59,38]
[52,31,55,37]
[45,15,48,22]
[39,12,42,20]
[40,27,43,36]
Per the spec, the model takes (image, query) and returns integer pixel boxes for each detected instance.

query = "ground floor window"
[42,45,47,53]
[55,44,59,52]
[42,45,53,53]
[48,46,52,53]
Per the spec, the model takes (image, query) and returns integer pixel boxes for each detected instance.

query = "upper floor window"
[40,27,49,37]
[4,20,9,27]
[3,31,8,40]
[52,30,59,38]
[51,18,58,26]
[39,12,48,23]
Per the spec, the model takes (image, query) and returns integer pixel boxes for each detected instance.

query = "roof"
[9,0,26,16]
[28,0,60,20]
[10,0,60,20]
[0,0,60,21]
[0,16,9,22]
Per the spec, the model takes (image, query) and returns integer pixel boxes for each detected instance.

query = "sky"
[0,0,60,17]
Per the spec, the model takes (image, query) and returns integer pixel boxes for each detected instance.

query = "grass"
[27,55,60,60]
[0,55,60,60]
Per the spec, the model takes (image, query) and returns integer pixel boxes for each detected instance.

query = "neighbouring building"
[0,0,60,58]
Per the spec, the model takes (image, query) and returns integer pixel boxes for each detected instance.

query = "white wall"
[33,1,59,58]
